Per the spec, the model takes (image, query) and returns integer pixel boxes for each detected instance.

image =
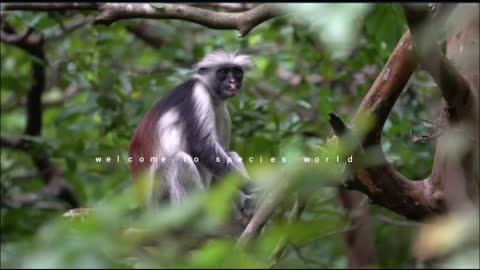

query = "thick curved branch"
[352,31,418,146]
[94,4,282,37]
[334,4,475,220]
[3,3,284,37]
[329,31,446,220]
[0,25,43,54]
[403,4,471,120]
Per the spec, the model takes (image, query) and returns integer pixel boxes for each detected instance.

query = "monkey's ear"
[198,67,210,75]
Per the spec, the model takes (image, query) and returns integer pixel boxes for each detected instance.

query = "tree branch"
[24,40,45,136]
[95,3,283,37]
[338,190,377,268]
[329,31,446,220]
[2,83,81,114]
[351,31,418,145]
[190,3,259,12]
[0,25,43,55]
[2,137,81,208]
[3,3,284,37]
[236,180,292,247]
[43,84,81,107]
[7,171,47,183]
[0,23,46,134]
[0,136,26,149]
[45,16,95,41]
[1,23,80,208]
[403,4,471,120]
[2,192,68,211]
[126,22,170,48]
[2,3,100,11]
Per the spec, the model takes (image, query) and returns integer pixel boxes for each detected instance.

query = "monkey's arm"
[190,134,242,177]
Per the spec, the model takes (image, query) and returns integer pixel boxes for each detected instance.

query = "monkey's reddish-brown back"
[129,110,158,178]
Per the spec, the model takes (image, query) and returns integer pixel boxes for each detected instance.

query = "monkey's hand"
[228,151,251,181]
[237,189,256,222]
[228,151,257,221]
[237,181,259,222]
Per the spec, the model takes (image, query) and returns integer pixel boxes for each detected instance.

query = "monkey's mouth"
[226,84,239,96]
[226,89,238,96]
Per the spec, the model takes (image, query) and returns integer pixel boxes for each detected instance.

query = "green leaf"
[65,155,77,172]
[365,4,406,51]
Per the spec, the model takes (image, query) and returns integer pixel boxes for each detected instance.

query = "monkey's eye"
[233,70,243,77]
[198,67,209,74]
[232,67,243,77]
[217,69,227,76]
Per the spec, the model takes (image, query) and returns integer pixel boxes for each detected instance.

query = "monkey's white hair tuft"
[194,50,255,72]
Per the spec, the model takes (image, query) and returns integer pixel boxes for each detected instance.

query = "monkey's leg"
[165,151,205,203]
[197,164,213,188]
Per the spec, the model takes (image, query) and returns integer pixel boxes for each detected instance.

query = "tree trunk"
[432,3,479,211]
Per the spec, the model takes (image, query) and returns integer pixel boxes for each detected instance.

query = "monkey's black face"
[214,65,244,99]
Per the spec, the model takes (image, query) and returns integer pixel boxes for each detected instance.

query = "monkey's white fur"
[193,83,217,139]
[194,50,255,72]
[157,109,184,156]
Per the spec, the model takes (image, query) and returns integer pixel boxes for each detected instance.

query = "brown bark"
[3,3,283,37]
[239,5,476,252]
[430,4,479,210]
[126,22,170,48]
[328,4,479,221]
[339,190,377,268]
[329,32,445,220]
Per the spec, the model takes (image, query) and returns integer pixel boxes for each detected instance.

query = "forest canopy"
[1,3,478,269]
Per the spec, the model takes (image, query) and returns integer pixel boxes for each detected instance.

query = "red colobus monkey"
[129,50,255,215]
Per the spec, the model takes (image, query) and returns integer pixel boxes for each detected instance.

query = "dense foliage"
[1,3,477,269]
